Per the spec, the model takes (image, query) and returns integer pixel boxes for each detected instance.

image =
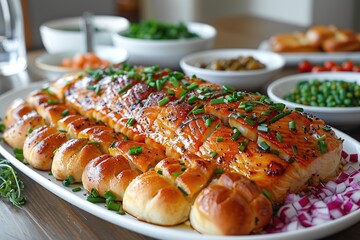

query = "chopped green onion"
[177,186,188,196]
[62,176,74,187]
[187,95,198,104]
[126,118,136,126]
[244,116,255,126]
[316,135,326,141]
[259,141,270,151]
[262,188,272,199]
[276,132,283,142]
[28,128,33,134]
[216,137,223,142]
[214,168,224,174]
[72,187,82,192]
[269,111,291,123]
[167,89,175,95]
[239,139,249,151]
[169,76,180,87]
[118,82,132,94]
[47,99,59,104]
[87,197,106,203]
[158,96,170,106]
[129,146,142,155]
[13,148,24,162]
[210,151,218,158]
[318,140,327,153]
[157,170,163,175]
[210,97,224,105]
[245,106,253,113]
[192,108,204,115]
[95,85,101,95]
[257,124,269,132]
[205,118,212,127]
[289,120,296,131]
[231,128,241,141]
[291,145,298,155]
[222,85,235,93]
[61,109,69,117]
[261,110,271,116]
[187,82,199,90]
[172,171,183,177]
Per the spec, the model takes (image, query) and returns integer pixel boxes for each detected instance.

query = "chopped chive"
[295,107,304,112]
[287,157,295,163]
[129,146,142,155]
[61,109,69,116]
[210,97,224,105]
[244,116,255,126]
[158,96,170,106]
[126,118,136,126]
[238,102,246,109]
[318,140,327,153]
[261,110,271,116]
[222,85,235,93]
[291,145,298,155]
[172,172,183,177]
[215,122,221,129]
[59,129,67,133]
[269,111,291,123]
[28,128,33,134]
[187,82,199,90]
[239,139,249,151]
[104,191,116,201]
[210,151,218,158]
[87,197,106,203]
[187,95,198,104]
[157,170,163,175]
[259,141,270,151]
[214,168,224,174]
[156,80,162,90]
[245,106,253,112]
[47,99,59,104]
[169,76,180,87]
[86,85,95,91]
[216,137,223,142]
[272,149,280,155]
[316,135,326,141]
[192,108,204,115]
[257,124,269,132]
[106,201,121,211]
[109,141,116,148]
[178,95,186,103]
[262,188,272,199]
[13,148,24,162]
[276,132,283,142]
[167,89,175,95]
[180,87,188,97]
[322,126,332,132]
[62,176,74,187]
[118,82,132,94]
[231,128,241,141]
[289,120,296,131]
[177,186,188,196]
[205,118,212,127]
[72,187,82,192]
[95,85,101,95]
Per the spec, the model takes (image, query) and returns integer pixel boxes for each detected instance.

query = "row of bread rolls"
[270,25,360,52]
[3,86,272,235]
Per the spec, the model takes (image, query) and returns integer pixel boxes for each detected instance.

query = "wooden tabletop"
[1,16,360,240]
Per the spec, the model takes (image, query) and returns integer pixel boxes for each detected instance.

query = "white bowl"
[112,22,216,69]
[40,15,130,53]
[179,48,285,91]
[267,72,360,127]
[35,45,128,77]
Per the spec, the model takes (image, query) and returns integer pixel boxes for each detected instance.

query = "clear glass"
[0,0,26,76]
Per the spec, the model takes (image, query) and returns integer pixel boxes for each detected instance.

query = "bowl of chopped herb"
[267,72,360,127]
[112,19,217,69]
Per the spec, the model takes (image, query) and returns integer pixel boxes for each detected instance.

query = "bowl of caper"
[180,48,285,91]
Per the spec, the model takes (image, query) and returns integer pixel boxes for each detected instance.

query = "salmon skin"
[52,65,343,203]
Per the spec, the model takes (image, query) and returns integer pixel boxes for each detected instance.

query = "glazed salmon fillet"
[51,65,343,203]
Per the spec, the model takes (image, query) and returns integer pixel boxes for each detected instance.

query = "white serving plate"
[1,82,360,240]
[267,72,360,128]
[258,41,360,66]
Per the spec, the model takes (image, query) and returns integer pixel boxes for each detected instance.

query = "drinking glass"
[0,0,26,76]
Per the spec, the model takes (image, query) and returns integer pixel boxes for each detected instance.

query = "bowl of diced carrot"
[35,45,128,76]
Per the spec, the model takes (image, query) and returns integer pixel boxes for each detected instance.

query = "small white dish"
[40,15,130,53]
[180,48,285,91]
[112,22,216,69]
[35,45,128,75]
[267,72,360,127]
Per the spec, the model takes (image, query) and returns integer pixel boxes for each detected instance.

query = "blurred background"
[22,0,358,50]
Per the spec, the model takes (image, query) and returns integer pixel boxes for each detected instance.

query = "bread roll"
[57,114,99,138]
[52,138,103,182]
[322,30,360,52]
[23,125,67,170]
[123,171,191,225]
[305,25,336,47]
[3,112,46,149]
[4,98,33,128]
[82,154,139,200]
[269,32,320,52]
[190,172,272,235]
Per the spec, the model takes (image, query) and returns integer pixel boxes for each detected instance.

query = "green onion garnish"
[126,118,135,126]
[72,187,81,192]
[259,141,270,151]
[289,120,296,131]
[118,82,132,94]
[276,132,283,142]
[239,139,249,151]
[62,175,74,187]
[170,76,180,87]
[231,128,241,141]
[262,188,272,199]
[157,170,163,175]
[210,97,224,105]
[129,146,142,155]
[291,145,298,155]
[257,124,269,132]
[216,137,223,142]
[172,172,183,177]
[205,118,212,127]
[210,151,218,158]
[214,168,224,174]
[167,89,175,95]
[222,85,235,93]
[177,186,188,196]
[61,109,69,117]
[192,108,204,115]
[187,82,199,90]
[47,99,59,104]
[158,96,170,106]
[318,140,327,153]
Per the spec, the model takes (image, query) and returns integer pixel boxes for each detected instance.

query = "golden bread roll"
[23,125,67,170]
[108,140,166,172]
[26,89,60,108]
[3,112,46,149]
[56,114,100,138]
[322,30,360,52]
[305,25,337,47]
[190,172,272,235]
[123,171,191,225]
[48,73,84,101]
[4,98,33,128]
[77,126,126,153]
[52,138,103,182]
[82,154,139,200]
[269,32,320,52]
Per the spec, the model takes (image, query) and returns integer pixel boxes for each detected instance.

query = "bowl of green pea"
[112,19,216,69]
[267,72,360,127]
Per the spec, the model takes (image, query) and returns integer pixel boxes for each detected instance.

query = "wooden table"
[1,16,360,240]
